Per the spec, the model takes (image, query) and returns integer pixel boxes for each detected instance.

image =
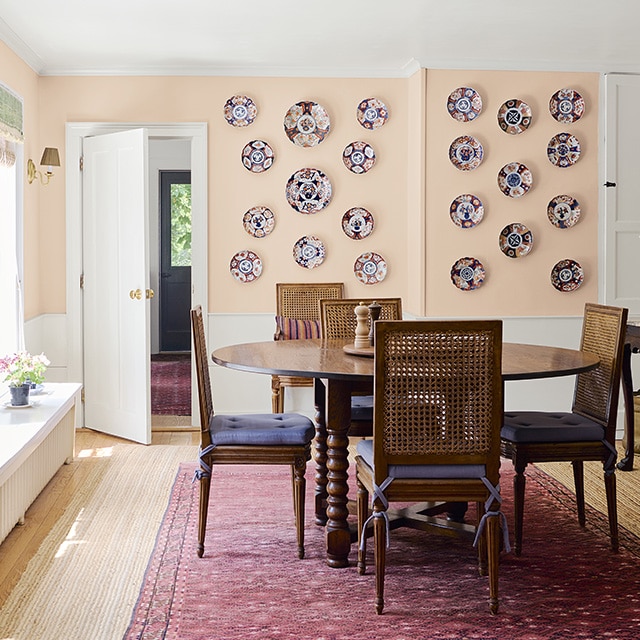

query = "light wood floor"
[0,427,199,609]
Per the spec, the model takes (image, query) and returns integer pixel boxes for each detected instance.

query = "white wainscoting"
[27,312,631,436]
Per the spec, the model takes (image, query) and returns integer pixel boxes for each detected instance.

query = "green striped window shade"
[0,82,23,143]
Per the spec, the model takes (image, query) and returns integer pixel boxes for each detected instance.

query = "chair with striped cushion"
[271,282,344,413]
[501,303,628,556]
[191,305,315,559]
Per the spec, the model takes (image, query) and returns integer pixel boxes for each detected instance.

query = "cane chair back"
[271,282,344,412]
[356,320,504,614]
[191,306,315,560]
[501,302,628,555]
[319,298,403,340]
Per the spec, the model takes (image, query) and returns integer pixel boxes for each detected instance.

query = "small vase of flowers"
[0,351,50,406]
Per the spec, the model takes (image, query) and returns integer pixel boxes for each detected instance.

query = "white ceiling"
[1,0,639,77]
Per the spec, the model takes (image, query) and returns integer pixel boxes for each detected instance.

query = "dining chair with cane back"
[271,282,344,413]
[319,297,402,436]
[501,302,628,556]
[356,320,506,615]
[191,306,315,559]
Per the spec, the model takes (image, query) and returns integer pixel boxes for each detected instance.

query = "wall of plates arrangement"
[435,70,597,313]
[225,93,391,285]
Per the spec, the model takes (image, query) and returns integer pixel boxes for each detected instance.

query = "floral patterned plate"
[283,101,330,147]
[446,87,483,122]
[285,167,332,213]
[356,97,389,129]
[547,132,581,168]
[497,162,533,197]
[223,95,257,127]
[354,252,387,284]
[551,259,584,292]
[241,140,274,173]
[547,195,581,228]
[342,207,374,239]
[449,135,484,171]
[293,235,325,269]
[497,99,532,135]
[449,194,484,228]
[450,257,485,291]
[343,141,376,174]
[549,88,585,123]
[499,223,534,258]
[230,250,262,283]
[243,206,275,237]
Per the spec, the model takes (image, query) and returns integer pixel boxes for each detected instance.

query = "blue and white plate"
[547,195,581,228]
[356,98,389,130]
[497,99,532,135]
[241,140,274,173]
[230,250,262,283]
[285,167,332,213]
[343,141,376,174]
[449,136,483,171]
[547,133,581,168]
[224,95,257,127]
[447,87,483,122]
[549,88,585,123]
[551,259,584,292]
[342,208,374,239]
[499,223,533,258]
[243,206,275,237]
[293,236,325,269]
[497,162,533,197]
[283,101,330,147]
[450,194,484,228]
[354,252,387,284]
[450,257,485,291]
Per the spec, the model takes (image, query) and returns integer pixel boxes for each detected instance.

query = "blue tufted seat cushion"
[351,395,373,421]
[210,413,315,446]
[501,411,605,444]
[356,439,485,479]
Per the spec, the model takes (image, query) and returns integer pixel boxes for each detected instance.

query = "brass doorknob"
[146,288,155,299]
[129,289,142,300]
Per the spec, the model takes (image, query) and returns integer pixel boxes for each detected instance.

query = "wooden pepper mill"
[354,301,370,349]
[368,300,381,346]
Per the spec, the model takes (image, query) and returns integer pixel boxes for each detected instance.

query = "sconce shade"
[40,147,60,167]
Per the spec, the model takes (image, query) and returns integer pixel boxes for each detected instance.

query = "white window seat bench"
[0,382,82,545]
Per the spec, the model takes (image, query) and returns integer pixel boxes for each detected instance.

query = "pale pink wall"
[425,69,599,317]
[0,42,41,319]
[38,75,411,314]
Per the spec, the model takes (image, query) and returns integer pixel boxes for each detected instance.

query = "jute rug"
[0,443,197,640]
[123,461,640,640]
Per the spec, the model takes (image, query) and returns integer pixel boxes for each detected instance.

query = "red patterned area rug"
[124,462,640,640]
[151,354,191,415]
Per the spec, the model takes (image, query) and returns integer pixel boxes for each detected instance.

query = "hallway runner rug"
[150,353,191,416]
[124,462,640,640]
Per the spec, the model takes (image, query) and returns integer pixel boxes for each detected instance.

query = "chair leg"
[476,501,488,576]
[293,458,307,559]
[197,473,211,558]
[373,505,387,615]
[513,460,527,556]
[604,470,619,552]
[487,510,500,615]
[356,475,368,575]
[572,460,586,527]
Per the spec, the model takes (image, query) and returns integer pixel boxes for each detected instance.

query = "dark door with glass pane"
[159,170,191,352]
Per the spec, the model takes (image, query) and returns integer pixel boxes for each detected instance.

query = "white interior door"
[604,74,640,317]
[82,128,151,444]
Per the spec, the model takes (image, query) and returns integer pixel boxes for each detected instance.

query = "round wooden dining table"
[212,338,599,568]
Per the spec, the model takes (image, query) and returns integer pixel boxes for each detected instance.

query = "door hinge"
[81,388,85,403]
[79,156,84,171]
[80,274,85,289]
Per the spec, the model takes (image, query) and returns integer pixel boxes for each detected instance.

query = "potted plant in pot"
[0,351,50,406]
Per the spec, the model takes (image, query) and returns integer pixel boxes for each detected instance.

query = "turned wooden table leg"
[618,342,634,471]
[324,378,352,568]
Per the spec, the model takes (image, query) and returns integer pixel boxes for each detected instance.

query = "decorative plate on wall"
[230,250,262,282]
[354,252,387,284]
[242,206,275,237]
[342,207,374,239]
[446,87,483,122]
[285,167,332,214]
[223,95,258,127]
[497,99,532,135]
[549,88,585,123]
[450,257,485,291]
[449,135,484,171]
[499,223,534,258]
[356,97,389,129]
[547,195,581,228]
[293,235,326,269]
[497,162,533,197]
[343,141,376,174]
[551,259,584,292]
[449,194,484,228]
[241,140,274,173]
[547,132,581,168]
[283,101,331,147]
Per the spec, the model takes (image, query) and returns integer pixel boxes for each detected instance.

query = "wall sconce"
[27,147,61,185]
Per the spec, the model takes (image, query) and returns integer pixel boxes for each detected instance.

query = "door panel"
[83,128,151,444]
